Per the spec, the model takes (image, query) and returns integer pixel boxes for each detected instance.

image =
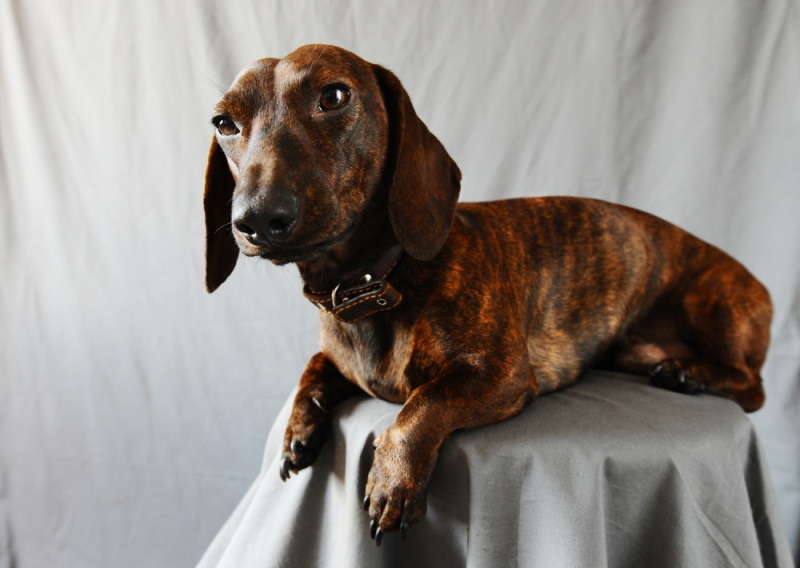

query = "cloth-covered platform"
[198,371,793,567]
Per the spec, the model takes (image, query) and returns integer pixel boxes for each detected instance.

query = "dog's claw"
[291,438,304,454]
[400,522,410,540]
[368,520,386,545]
[279,459,291,481]
[363,496,370,511]
[650,361,706,394]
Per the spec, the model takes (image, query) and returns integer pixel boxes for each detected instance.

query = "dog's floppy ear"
[373,66,462,261]
[204,138,239,293]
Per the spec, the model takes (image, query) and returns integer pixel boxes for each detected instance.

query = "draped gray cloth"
[198,372,793,567]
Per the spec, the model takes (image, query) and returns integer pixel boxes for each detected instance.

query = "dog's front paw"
[362,429,435,545]
[650,360,706,394]
[280,396,331,481]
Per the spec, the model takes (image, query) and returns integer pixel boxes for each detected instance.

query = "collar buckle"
[303,246,404,323]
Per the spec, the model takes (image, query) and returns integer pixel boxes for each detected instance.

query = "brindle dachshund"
[204,44,772,545]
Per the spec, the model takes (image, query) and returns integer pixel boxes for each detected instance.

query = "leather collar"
[302,244,404,323]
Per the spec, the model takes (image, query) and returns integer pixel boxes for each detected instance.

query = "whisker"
[213,221,233,236]
[307,45,329,74]
[196,68,228,94]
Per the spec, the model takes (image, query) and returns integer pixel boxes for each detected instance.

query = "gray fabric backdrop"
[1,0,798,566]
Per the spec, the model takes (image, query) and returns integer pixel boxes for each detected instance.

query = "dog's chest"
[320,317,413,403]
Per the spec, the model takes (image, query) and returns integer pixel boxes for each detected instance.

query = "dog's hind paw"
[650,360,706,394]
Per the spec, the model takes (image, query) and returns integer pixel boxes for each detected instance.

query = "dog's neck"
[296,178,400,291]
[294,189,407,322]
[296,209,400,292]
[298,241,403,293]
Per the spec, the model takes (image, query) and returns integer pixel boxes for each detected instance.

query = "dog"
[203,44,772,545]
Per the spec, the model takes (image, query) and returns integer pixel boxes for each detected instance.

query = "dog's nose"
[233,188,299,246]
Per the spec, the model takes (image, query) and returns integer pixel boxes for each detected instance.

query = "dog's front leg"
[364,362,535,544]
[280,352,362,480]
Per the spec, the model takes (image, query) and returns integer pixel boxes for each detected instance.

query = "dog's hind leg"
[607,262,771,412]
[649,263,772,413]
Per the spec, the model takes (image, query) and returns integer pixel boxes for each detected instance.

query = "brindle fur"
[204,45,772,545]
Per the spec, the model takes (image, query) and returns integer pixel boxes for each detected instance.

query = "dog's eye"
[319,85,351,111]
[212,116,240,136]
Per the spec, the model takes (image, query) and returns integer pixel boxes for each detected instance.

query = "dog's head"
[204,44,461,292]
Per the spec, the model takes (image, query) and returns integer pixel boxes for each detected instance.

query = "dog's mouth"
[235,220,359,265]
[235,239,329,265]
[259,244,330,265]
